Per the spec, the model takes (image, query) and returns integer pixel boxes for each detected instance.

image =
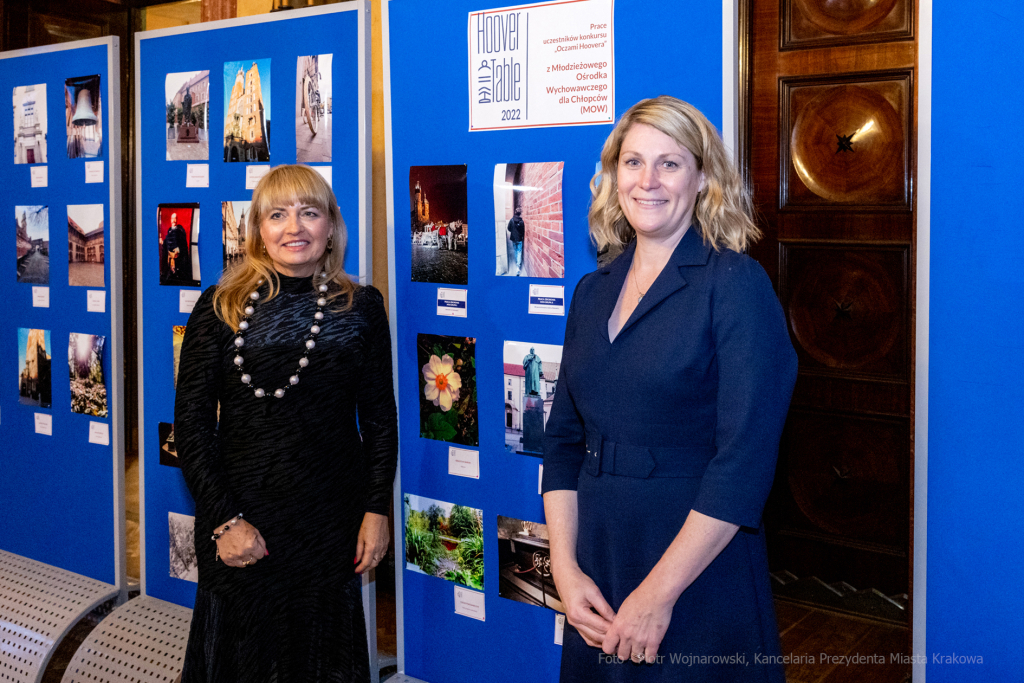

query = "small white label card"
[437,288,469,317]
[528,284,564,315]
[539,464,544,495]
[85,161,104,183]
[179,289,201,314]
[186,164,210,188]
[312,166,333,188]
[32,286,50,308]
[555,613,565,645]
[454,586,486,621]
[245,165,271,190]
[34,413,52,436]
[88,421,110,446]
[87,290,106,313]
[449,446,480,479]
[30,166,48,187]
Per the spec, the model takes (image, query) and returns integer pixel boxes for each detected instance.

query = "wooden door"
[745,0,917,615]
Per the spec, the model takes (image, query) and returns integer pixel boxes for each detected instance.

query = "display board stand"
[0,36,125,599]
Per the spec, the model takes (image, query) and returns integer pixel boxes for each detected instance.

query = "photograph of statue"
[13,84,46,164]
[16,205,49,285]
[497,515,563,612]
[165,71,209,161]
[157,203,200,287]
[493,162,564,278]
[410,165,468,285]
[503,340,562,456]
[68,333,107,418]
[65,74,102,159]
[296,54,332,163]
[18,328,52,408]
[222,200,251,275]
[223,59,271,162]
[68,204,105,287]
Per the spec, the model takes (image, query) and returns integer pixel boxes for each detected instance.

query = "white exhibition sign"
[468,0,614,131]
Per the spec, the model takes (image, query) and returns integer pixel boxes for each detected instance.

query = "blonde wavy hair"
[589,95,759,254]
[213,165,357,331]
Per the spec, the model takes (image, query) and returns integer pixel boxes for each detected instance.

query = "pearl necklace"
[232,272,328,399]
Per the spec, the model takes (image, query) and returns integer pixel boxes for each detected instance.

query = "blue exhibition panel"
[137,3,367,607]
[387,1,722,681]
[0,38,122,586]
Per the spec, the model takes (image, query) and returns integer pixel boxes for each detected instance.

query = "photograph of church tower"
[13,84,47,164]
[223,59,270,162]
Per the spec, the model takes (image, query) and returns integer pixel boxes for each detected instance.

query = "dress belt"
[584,432,716,479]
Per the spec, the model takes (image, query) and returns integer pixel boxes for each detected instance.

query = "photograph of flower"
[404,494,483,591]
[222,200,251,274]
[173,325,186,389]
[503,341,562,456]
[493,162,564,278]
[65,74,102,159]
[158,203,200,286]
[69,333,107,417]
[159,422,179,468]
[68,204,105,287]
[418,333,477,447]
[16,205,49,285]
[169,512,198,582]
[296,54,332,163]
[410,165,468,285]
[224,59,270,162]
[18,328,51,408]
[165,71,209,161]
[497,515,563,612]
[14,84,46,164]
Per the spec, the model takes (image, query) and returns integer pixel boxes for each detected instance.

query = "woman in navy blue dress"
[542,96,797,682]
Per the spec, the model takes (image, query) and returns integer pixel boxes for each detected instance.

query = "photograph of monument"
[65,74,102,159]
[67,204,105,287]
[18,328,51,408]
[16,205,49,285]
[168,512,198,582]
[493,162,564,278]
[223,59,270,162]
[222,200,251,274]
[68,333,107,417]
[418,333,478,447]
[409,165,468,285]
[503,340,562,456]
[165,71,209,161]
[404,493,483,591]
[13,84,46,164]
[157,203,200,286]
[296,54,332,163]
[497,515,563,612]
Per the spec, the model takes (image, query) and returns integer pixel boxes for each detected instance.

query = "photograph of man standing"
[507,206,525,276]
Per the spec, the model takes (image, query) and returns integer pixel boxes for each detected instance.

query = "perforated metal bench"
[59,595,192,683]
[0,549,119,683]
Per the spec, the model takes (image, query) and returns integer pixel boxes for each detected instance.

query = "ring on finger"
[631,652,645,662]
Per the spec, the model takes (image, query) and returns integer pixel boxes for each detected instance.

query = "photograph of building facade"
[16,205,49,285]
[67,204,105,287]
[13,84,47,164]
[222,200,250,273]
[18,327,52,408]
[503,341,561,456]
[165,70,209,161]
[65,75,103,159]
[223,59,270,162]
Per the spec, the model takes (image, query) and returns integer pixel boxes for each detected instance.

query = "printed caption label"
[32,287,49,308]
[555,613,565,645]
[246,165,271,189]
[34,413,52,435]
[30,166,48,187]
[449,446,480,479]
[455,586,486,621]
[186,164,210,188]
[87,290,106,313]
[312,166,333,188]
[85,161,104,183]
[179,290,201,314]
[89,422,110,446]
[437,288,469,317]
[528,284,564,315]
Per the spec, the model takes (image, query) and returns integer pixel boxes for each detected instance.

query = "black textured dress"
[175,274,397,683]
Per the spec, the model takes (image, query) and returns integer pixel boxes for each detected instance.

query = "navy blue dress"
[542,227,797,682]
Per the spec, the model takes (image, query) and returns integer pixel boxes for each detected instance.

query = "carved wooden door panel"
[745,0,917,608]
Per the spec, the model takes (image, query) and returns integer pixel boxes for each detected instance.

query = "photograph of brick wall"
[493,162,564,278]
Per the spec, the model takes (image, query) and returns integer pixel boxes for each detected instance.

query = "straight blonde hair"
[213,165,357,331]
[589,96,759,254]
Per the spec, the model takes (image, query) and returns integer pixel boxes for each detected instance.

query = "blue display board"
[136,2,369,607]
[385,1,723,681]
[0,37,125,589]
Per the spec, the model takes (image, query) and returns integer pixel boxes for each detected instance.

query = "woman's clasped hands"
[215,518,269,568]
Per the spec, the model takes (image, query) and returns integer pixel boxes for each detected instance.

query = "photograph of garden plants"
[418,333,478,447]
[404,494,484,591]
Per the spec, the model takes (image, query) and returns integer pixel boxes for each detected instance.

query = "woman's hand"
[354,512,390,574]
[552,564,617,648]
[215,518,268,568]
[602,580,674,664]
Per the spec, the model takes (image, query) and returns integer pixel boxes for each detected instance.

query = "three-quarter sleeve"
[355,287,399,516]
[175,287,241,530]
[691,255,798,529]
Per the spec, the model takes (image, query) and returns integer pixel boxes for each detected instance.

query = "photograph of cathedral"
[409,165,468,285]
[13,83,46,164]
[16,205,49,285]
[18,328,51,408]
[223,59,270,162]
[165,70,209,161]
[68,204,105,287]
[65,74,103,159]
